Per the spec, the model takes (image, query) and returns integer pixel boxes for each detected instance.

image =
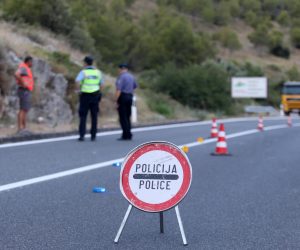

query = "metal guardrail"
[244,105,278,114]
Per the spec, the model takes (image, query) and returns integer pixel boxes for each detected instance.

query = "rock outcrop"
[0,49,73,125]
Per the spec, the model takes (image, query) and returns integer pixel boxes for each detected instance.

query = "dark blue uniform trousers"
[79,92,101,139]
[118,93,133,139]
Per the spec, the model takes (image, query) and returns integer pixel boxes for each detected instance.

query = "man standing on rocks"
[115,63,137,141]
[15,56,34,134]
[76,56,103,141]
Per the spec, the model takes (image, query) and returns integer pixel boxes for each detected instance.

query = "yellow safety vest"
[81,68,102,93]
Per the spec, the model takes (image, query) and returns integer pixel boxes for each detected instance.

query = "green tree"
[290,27,300,48]
[248,24,269,47]
[286,66,300,81]
[213,28,242,51]
[244,10,257,26]
[277,10,291,26]
[286,0,300,19]
[261,0,283,19]
[131,9,215,70]
[239,0,261,17]
[228,0,240,17]
[201,5,215,23]
[214,1,231,25]
[155,62,232,112]
[2,0,75,34]
[268,30,284,49]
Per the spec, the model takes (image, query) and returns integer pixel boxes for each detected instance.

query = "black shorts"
[18,87,32,111]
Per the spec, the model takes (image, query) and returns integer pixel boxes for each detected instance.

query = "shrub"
[248,23,269,47]
[155,62,233,113]
[68,25,95,52]
[213,28,242,51]
[290,27,300,48]
[286,66,300,81]
[248,27,290,58]
[213,1,231,25]
[25,29,45,45]
[267,30,290,58]
[147,96,173,118]
[50,52,70,65]
[240,0,261,13]
[243,62,264,76]
[130,10,215,70]
[291,18,300,27]
[277,10,290,26]
[268,30,283,48]
[202,6,215,23]
[228,0,240,17]
[0,44,13,96]
[270,46,290,59]
[2,0,75,34]
[49,51,80,78]
[244,11,257,26]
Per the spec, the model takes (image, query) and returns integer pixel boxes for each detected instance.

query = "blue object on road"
[93,187,106,193]
[112,162,122,167]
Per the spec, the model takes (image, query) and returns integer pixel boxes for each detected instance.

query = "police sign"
[120,141,192,212]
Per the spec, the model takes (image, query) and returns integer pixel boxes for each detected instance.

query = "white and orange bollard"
[257,116,264,131]
[210,118,218,138]
[211,123,231,156]
[287,115,292,127]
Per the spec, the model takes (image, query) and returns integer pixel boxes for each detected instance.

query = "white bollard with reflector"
[131,95,138,124]
[280,104,284,117]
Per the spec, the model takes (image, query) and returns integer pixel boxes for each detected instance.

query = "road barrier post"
[131,95,137,124]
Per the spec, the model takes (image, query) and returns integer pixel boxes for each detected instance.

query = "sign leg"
[159,212,164,234]
[114,204,133,244]
[175,206,188,246]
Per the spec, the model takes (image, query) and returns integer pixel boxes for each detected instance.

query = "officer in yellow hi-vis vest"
[75,56,103,141]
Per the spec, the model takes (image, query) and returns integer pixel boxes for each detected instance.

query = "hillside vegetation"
[1,0,300,116]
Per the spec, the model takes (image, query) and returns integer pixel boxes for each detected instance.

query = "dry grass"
[129,0,158,21]
[216,20,300,71]
[0,21,85,64]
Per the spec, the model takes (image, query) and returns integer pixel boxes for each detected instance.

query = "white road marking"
[0,122,298,193]
[0,158,124,192]
[0,116,290,149]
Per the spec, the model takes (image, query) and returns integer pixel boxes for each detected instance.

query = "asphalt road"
[0,117,300,249]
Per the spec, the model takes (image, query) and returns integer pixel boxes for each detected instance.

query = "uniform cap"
[83,56,94,65]
[118,63,129,69]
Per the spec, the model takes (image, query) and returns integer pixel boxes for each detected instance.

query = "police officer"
[76,56,103,141]
[115,63,137,140]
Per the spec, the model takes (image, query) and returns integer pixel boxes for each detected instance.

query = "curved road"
[0,117,300,249]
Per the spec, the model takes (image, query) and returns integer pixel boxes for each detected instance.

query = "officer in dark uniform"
[115,63,137,140]
[76,56,103,141]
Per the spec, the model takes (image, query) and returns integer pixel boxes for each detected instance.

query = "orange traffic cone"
[211,123,230,156]
[210,118,218,138]
[287,115,292,127]
[257,116,264,131]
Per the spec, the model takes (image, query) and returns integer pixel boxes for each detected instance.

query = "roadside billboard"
[231,77,267,98]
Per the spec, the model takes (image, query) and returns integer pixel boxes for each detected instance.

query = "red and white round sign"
[120,141,192,212]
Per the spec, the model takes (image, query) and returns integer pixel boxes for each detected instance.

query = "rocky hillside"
[0,49,72,124]
[0,21,199,137]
